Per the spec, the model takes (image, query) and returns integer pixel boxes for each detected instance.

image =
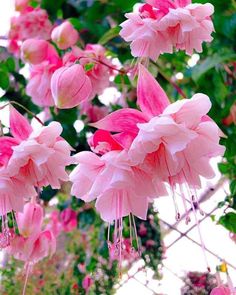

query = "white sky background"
[0,1,235,294]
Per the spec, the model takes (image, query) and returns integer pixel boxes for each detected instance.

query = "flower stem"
[151,60,187,99]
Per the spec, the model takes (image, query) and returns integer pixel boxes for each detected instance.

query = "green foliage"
[219,213,236,233]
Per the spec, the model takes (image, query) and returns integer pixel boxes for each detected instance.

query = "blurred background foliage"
[0,0,235,293]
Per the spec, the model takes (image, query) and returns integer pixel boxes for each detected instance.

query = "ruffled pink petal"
[162,93,211,128]
[0,137,19,167]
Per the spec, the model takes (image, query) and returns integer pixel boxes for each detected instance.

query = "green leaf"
[6,57,15,72]
[219,212,236,233]
[84,63,95,72]
[230,180,236,196]
[192,52,236,82]
[0,70,9,90]
[68,18,83,31]
[218,162,230,174]
[98,26,120,45]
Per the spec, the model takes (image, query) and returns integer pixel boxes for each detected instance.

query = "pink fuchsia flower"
[210,286,231,295]
[82,275,93,292]
[79,101,109,123]
[0,172,36,224]
[63,44,115,99]
[92,64,225,219]
[16,203,43,238]
[51,64,92,109]
[70,150,165,222]
[45,210,62,237]
[21,39,59,65]
[15,0,30,12]
[60,208,77,232]
[158,3,214,55]
[9,8,52,42]
[26,59,62,107]
[120,4,173,60]
[120,1,214,59]
[51,21,79,50]
[27,230,56,263]
[8,229,56,263]
[3,107,72,189]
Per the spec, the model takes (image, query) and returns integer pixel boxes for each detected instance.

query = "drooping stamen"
[131,213,141,256]
[169,181,181,221]
[179,183,191,224]
[180,169,210,272]
[190,194,210,272]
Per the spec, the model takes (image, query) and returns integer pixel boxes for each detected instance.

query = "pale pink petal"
[0,137,19,167]
[10,106,32,140]
[175,0,191,8]
[91,108,148,134]
[137,64,170,117]
[162,93,211,128]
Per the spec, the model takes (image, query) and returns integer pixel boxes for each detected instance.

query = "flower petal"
[91,108,148,134]
[137,64,170,118]
[10,106,33,140]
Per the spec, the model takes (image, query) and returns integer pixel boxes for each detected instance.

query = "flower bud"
[21,39,59,65]
[82,275,93,292]
[51,64,92,109]
[15,0,30,11]
[16,202,43,238]
[51,21,79,50]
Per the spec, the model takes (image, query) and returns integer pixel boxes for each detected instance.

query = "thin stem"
[77,56,127,75]
[1,101,44,126]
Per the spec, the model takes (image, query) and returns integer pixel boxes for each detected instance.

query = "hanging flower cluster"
[20,24,116,109]
[0,106,72,259]
[69,64,225,262]
[120,0,214,60]
[8,5,52,56]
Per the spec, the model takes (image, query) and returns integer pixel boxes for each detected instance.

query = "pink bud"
[82,275,93,291]
[15,0,30,11]
[60,208,77,232]
[28,230,56,263]
[51,64,92,109]
[51,21,79,50]
[210,286,231,295]
[16,203,43,238]
[21,39,58,65]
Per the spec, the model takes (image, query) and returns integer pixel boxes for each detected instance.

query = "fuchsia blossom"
[0,106,70,253]
[60,208,77,232]
[21,39,59,65]
[51,64,92,109]
[8,203,56,263]
[26,43,62,107]
[210,286,231,295]
[15,0,31,12]
[120,0,214,60]
[70,150,164,222]
[82,275,93,292]
[63,44,115,99]
[51,21,79,50]
[91,64,225,220]
[16,202,43,238]
[4,108,72,189]
[9,7,52,56]
[0,106,72,237]
[80,101,109,123]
